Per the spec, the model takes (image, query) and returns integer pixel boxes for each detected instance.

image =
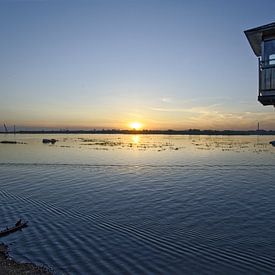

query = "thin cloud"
[161,97,172,103]
[150,103,223,114]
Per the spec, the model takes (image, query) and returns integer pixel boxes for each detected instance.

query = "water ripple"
[1,188,274,274]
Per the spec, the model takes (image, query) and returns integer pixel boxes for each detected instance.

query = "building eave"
[245,22,275,57]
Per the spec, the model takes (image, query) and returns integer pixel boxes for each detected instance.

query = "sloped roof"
[244,22,275,57]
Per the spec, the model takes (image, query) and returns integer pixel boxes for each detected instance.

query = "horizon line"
[1,128,275,135]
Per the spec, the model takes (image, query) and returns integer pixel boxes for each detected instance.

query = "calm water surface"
[0,134,275,274]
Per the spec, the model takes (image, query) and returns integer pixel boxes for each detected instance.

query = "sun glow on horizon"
[129,122,143,130]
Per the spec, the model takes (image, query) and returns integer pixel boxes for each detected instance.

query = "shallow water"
[0,134,275,274]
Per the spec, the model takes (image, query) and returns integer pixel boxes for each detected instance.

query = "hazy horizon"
[2,0,275,130]
[0,124,272,132]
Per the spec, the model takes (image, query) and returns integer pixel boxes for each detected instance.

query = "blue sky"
[1,0,275,130]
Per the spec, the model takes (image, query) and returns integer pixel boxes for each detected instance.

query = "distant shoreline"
[1,129,275,135]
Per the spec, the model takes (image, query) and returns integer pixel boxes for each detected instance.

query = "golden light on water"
[131,135,140,144]
[129,122,143,130]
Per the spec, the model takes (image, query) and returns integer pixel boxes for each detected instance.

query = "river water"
[0,134,275,274]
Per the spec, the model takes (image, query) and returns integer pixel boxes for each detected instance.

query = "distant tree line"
[1,129,275,135]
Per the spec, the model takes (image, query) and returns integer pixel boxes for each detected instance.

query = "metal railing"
[259,58,275,92]
[260,58,275,68]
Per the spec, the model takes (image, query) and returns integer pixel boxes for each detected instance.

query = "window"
[263,40,275,64]
[270,54,275,65]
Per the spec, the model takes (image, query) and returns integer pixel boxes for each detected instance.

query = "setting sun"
[129,122,143,130]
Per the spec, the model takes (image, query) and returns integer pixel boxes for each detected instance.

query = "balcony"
[259,58,275,105]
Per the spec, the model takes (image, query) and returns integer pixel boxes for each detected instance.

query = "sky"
[1,0,275,130]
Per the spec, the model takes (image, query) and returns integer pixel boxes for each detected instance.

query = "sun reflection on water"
[131,135,140,144]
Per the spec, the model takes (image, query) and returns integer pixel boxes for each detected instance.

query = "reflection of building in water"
[245,22,275,106]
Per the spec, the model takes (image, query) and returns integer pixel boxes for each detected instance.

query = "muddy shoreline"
[0,243,52,274]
